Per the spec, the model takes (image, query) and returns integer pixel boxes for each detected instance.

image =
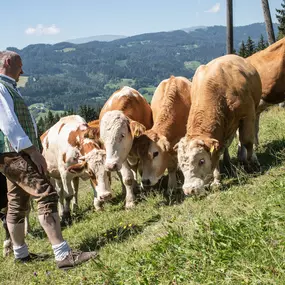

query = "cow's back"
[151,76,191,143]
[247,38,285,104]
[188,54,261,139]
[41,115,87,177]
[99,86,152,129]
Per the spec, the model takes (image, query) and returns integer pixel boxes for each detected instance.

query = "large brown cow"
[99,86,153,208]
[136,76,191,190]
[176,54,262,195]
[246,37,285,144]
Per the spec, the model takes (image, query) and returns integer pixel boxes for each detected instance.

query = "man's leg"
[1,152,97,268]
[6,179,30,260]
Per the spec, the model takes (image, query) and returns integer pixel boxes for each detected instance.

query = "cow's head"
[175,137,219,196]
[100,110,145,171]
[136,130,173,187]
[67,145,112,203]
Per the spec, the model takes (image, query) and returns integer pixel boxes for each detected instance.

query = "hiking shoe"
[56,250,98,270]
[15,253,49,263]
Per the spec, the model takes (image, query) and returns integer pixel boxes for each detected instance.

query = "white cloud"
[25,24,60,36]
[205,3,220,13]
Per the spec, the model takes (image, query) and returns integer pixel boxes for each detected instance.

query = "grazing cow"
[136,76,191,190]
[41,115,111,218]
[99,86,153,208]
[176,54,262,196]
[246,37,285,145]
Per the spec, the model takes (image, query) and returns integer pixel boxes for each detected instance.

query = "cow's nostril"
[142,179,151,186]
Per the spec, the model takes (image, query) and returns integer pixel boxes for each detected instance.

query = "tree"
[256,34,268,51]
[261,0,276,44]
[45,110,55,130]
[276,0,285,39]
[78,105,100,122]
[238,41,247,57]
[246,36,255,57]
[37,117,45,137]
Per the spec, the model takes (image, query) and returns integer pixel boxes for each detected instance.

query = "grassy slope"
[1,107,285,284]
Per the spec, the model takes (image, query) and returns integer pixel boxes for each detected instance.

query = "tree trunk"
[261,0,276,44]
[226,0,234,54]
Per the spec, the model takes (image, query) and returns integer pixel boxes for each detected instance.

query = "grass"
[28,103,64,122]
[1,106,285,284]
[184,61,201,71]
[104,78,136,90]
[17,76,29,88]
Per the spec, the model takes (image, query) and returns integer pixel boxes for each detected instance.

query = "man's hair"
[0,51,20,67]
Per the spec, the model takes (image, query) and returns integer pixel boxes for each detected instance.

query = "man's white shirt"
[0,75,37,152]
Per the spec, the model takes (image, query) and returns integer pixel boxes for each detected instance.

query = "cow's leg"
[59,173,74,223]
[24,198,32,236]
[120,161,135,209]
[255,99,272,147]
[91,180,103,211]
[239,114,260,171]
[54,179,64,218]
[1,212,12,257]
[71,177,79,213]
[210,155,222,190]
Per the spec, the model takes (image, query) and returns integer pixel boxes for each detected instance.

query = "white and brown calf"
[41,115,111,218]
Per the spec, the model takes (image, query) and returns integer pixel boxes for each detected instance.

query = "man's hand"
[23,146,47,174]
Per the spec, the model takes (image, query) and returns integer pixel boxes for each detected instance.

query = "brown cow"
[99,86,153,208]
[136,76,191,190]
[246,37,285,144]
[176,54,262,196]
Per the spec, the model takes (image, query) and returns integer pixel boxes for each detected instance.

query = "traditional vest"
[0,78,39,153]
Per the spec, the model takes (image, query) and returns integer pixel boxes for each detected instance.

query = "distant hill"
[66,35,126,44]
[7,22,279,111]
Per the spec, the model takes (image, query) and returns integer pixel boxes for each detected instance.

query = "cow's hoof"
[61,212,72,226]
[72,204,79,213]
[3,239,12,257]
[125,201,135,209]
[94,199,104,211]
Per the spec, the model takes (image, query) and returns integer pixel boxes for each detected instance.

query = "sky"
[0,0,282,51]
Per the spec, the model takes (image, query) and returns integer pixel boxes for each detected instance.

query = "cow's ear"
[67,161,87,174]
[157,136,171,152]
[84,127,100,140]
[204,138,219,155]
[129,121,146,138]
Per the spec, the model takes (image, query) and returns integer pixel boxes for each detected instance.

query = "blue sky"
[0,0,282,50]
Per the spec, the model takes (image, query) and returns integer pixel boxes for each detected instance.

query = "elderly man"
[0,50,97,269]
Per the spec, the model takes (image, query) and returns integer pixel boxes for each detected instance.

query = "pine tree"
[245,36,255,57]
[238,41,247,57]
[276,0,285,39]
[45,110,55,130]
[256,34,268,51]
[78,105,99,122]
[37,117,45,137]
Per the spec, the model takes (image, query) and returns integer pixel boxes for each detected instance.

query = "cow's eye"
[153,151,159,158]
[198,159,205,166]
[121,133,125,138]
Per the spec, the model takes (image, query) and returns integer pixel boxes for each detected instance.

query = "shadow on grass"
[79,214,161,251]
[220,138,285,189]
[136,170,185,207]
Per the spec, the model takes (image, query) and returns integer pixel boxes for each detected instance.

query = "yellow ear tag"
[134,129,140,138]
[210,145,215,154]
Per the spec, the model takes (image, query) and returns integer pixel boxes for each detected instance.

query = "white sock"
[52,240,71,261]
[13,243,29,259]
